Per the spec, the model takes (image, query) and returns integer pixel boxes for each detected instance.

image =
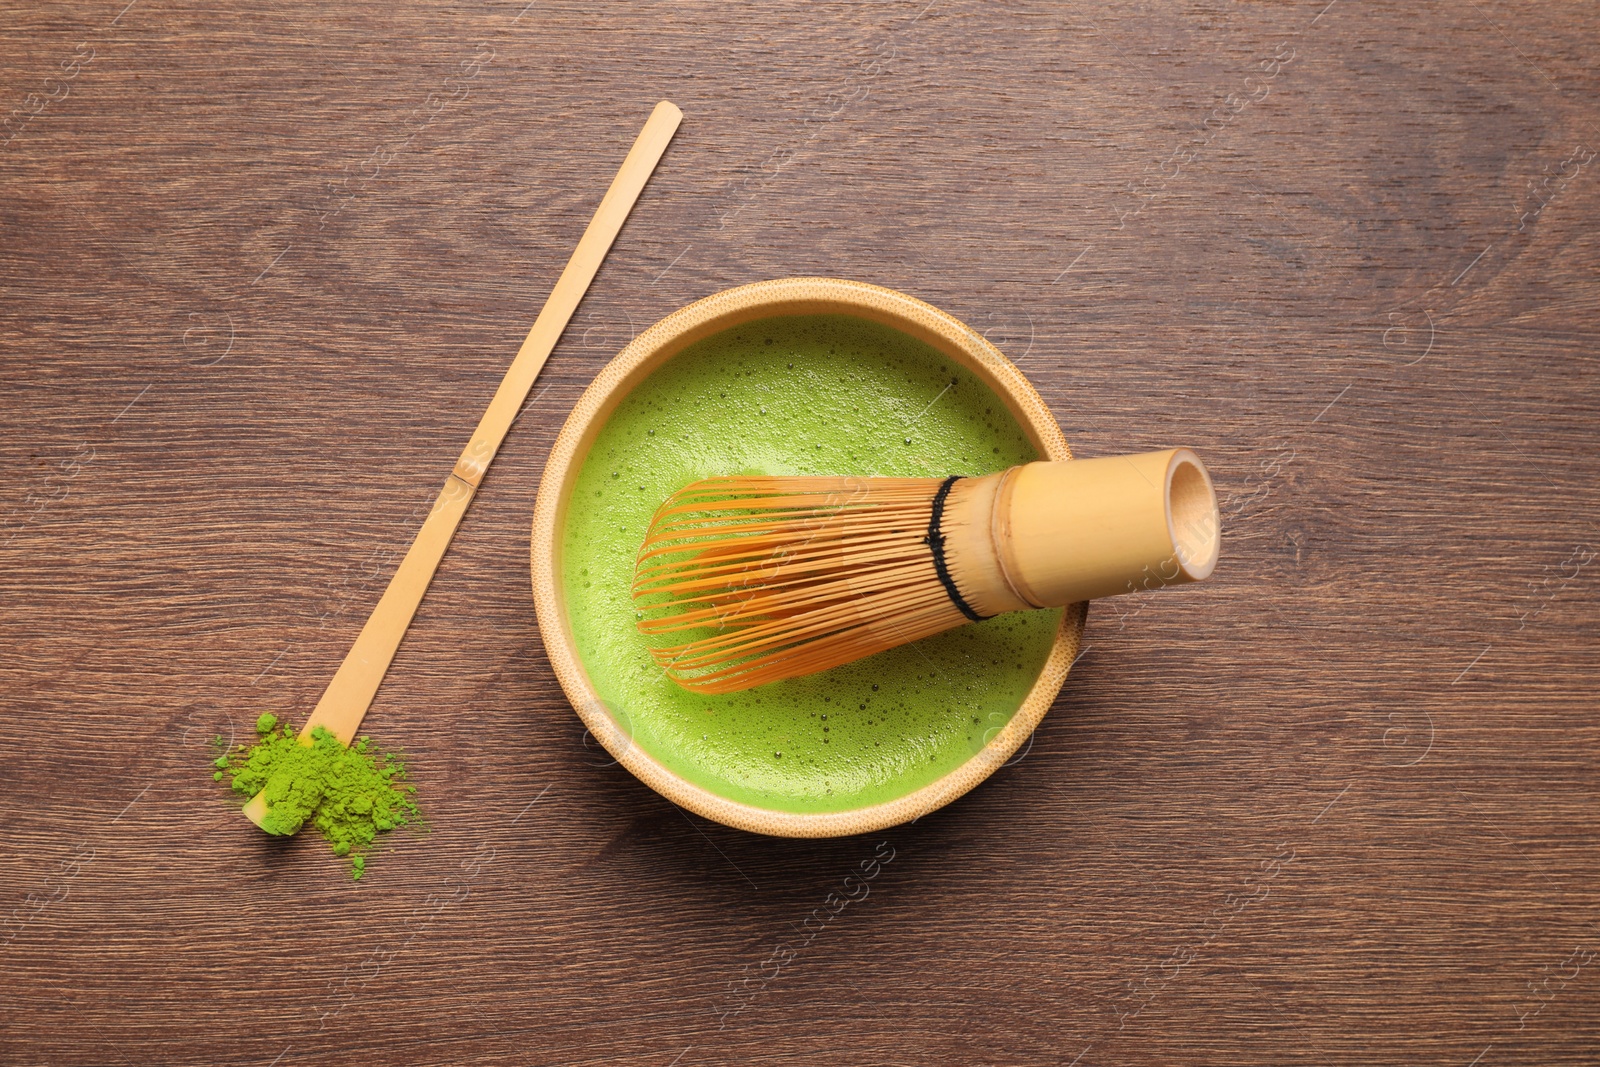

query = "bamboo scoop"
[633,448,1219,694]
[242,100,683,831]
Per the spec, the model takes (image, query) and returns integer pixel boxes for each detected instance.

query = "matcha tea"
[561,314,1062,813]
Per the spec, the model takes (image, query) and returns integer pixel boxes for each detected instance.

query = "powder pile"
[214,713,422,879]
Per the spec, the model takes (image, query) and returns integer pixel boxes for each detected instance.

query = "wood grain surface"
[3,2,1598,1064]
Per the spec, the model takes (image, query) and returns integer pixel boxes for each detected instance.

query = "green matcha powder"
[213,713,422,879]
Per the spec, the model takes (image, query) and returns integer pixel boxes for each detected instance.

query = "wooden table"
[4,2,1597,1063]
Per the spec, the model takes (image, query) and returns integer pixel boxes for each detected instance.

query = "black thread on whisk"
[924,475,989,623]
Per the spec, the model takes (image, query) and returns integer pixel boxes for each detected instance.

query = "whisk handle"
[988,450,1220,608]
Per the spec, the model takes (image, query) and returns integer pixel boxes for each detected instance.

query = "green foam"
[561,314,1061,814]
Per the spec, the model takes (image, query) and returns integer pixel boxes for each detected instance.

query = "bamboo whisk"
[633,449,1221,694]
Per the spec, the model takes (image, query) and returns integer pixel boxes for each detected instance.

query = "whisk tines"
[632,474,965,694]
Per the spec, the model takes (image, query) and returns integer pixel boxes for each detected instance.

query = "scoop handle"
[992,449,1220,608]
